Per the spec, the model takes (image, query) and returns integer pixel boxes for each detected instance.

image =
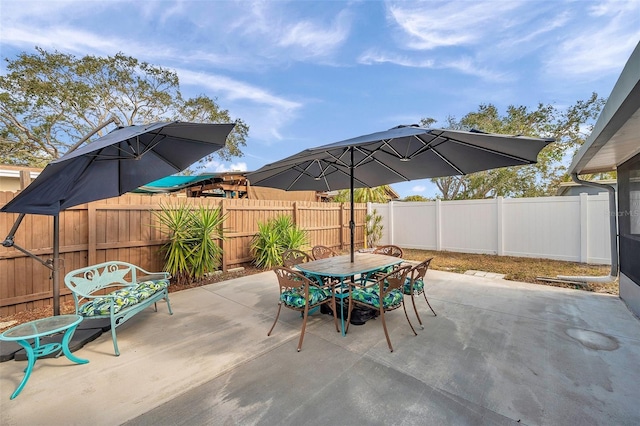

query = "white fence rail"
[371,193,611,264]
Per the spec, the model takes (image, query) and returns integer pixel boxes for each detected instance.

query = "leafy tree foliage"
[0,48,248,166]
[403,195,431,202]
[421,94,606,200]
[332,185,393,203]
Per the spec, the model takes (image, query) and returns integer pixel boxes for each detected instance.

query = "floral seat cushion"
[403,278,424,295]
[281,286,331,308]
[79,279,169,316]
[351,286,403,309]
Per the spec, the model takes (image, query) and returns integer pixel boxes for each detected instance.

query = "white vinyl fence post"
[497,196,504,256]
[436,198,442,251]
[388,201,395,244]
[580,192,589,263]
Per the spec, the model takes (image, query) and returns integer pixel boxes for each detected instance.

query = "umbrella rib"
[285,160,326,191]
[351,146,411,182]
[429,133,535,164]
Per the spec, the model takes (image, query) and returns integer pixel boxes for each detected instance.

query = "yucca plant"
[154,202,194,284]
[153,202,226,284]
[189,205,226,280]
[250,214,308,269]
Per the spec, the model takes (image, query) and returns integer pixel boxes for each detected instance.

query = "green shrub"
[153,202,226,284]
[250,214,308,269]
[365,209,383,248]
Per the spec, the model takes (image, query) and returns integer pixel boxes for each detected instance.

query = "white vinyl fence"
[371,193,612,265]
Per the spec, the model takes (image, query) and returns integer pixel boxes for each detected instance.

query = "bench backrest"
[64,261,140,298]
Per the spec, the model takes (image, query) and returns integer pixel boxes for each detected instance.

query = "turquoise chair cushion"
[403,278,424,295]
[351,286,403,309]
[281,286,331,308]
[79,279,169,316]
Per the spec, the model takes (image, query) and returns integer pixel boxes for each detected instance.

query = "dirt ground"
[0,250,616,332]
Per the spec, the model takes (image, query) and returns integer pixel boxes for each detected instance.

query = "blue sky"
[1,0,639,198]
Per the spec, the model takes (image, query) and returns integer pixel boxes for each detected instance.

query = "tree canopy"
[0,48,248,167]
[403,195,431,202]
[332,186,393,203]
[421,95,607,200]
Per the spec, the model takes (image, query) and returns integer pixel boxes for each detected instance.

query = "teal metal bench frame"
[64,261,173,356]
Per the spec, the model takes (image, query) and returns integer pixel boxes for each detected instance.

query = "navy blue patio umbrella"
[2,121,235,314]
[247,125,554,261]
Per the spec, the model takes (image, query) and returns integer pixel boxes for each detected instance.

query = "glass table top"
[0,315,82,340]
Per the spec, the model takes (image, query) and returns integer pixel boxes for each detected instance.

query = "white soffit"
[569,42,640,175]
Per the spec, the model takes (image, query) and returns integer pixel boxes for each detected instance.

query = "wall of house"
[372,193,612,264]
[617,153,640,318]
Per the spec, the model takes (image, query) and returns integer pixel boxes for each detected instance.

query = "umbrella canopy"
[247,125,554,191]
[2,121,235,215]
[247,125,554,260]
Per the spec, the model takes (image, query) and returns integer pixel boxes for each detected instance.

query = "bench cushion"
[79,279,169,317]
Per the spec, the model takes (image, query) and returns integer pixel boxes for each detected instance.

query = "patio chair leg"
[402,302,418,336]
[410,293,424,329]
[297,307,310,352]
[423,292,437,316]
[345,298,353,334]
[267,303,283,336]
[380,311,394,352]
[330,297,339,333]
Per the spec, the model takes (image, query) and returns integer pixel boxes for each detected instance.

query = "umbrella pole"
[52,215,60,316]
[350,147,355,262]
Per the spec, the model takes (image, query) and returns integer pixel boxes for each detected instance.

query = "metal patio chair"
[311,245,339,260]
[268,267,339,351]
[403,258,437,328]
[346,264,417,352]
[282,249,313,268]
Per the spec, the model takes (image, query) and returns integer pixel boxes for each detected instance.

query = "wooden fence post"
[221,198,227,272]
[88,204,97,266]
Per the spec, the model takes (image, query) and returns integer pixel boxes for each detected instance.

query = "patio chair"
[268,267,339,351]
[311,245,339,260]
[346,264,417,352]
[282,249,312,267]
[372,245,404,258]
[366,244,405,281]
[403,258,436,328]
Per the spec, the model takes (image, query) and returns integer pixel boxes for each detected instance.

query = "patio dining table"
[296,253,404,335]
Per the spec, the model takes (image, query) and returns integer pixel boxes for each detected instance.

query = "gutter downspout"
[557,173,618,283]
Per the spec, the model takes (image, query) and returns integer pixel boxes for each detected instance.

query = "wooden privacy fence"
[0,192,366,315]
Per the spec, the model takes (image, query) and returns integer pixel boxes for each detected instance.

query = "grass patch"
[402,249,617,294]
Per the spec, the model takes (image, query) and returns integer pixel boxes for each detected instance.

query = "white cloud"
[277,11,351,58]
[177,69,300,111]
[176,69,302,143]
[544,1,640,78]
[358,49,435,67]
[203,161,248,173]
[387,1,523,50]
[411,185,426,193]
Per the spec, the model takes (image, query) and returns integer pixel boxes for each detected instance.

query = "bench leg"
[110,316,120,356]
[165,291,173,315]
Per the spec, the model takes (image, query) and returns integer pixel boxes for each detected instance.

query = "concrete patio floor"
[1,269,639,425]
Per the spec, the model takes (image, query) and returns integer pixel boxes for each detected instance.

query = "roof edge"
[569,42,640,175]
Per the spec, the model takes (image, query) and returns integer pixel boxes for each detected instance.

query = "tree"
[403,195,431,202]
[332,185,393,203]
[0,48,249,166]
[421,95,606,200]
